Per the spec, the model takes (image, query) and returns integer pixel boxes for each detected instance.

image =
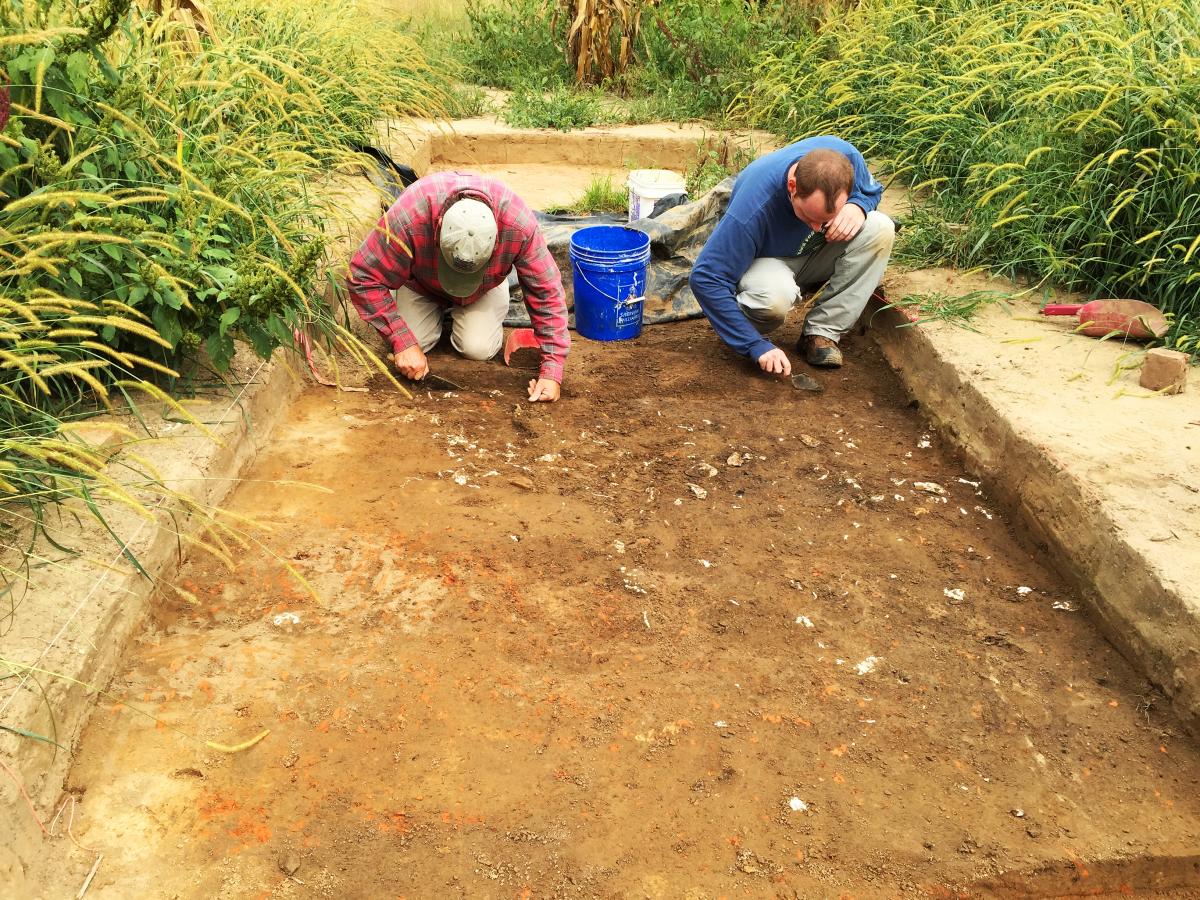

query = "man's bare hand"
[527,378,561,402]
[757,347,792,377]
[393,345,429,381]
[825,202,866,243]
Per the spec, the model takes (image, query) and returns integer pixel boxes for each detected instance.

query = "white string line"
[0,357,272,719]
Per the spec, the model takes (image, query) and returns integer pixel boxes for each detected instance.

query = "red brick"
[1139,348,1189,394]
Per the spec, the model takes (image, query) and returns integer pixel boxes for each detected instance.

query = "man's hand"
[393,345,429,381]
[825,203,866,243]
[757,347,792,377]
[527,378,561,402]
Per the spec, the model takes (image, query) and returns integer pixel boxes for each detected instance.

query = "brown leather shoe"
[799,334,843,368]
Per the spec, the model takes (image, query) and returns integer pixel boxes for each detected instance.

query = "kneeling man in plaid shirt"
[347,172,570,402]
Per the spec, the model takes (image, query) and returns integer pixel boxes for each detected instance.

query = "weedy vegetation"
[881,290,1013,330]
[550,174,628,215]
[458,0,816,124]
[502,79,607,131]
[1,0,446,595]
[685,141,755,196]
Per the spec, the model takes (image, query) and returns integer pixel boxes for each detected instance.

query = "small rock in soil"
[279,853,301,877]
[791,373,824,393]
[727,452,742,467]
[799,433,821,447]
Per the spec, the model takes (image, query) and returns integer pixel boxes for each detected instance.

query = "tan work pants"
[393,282,510,360]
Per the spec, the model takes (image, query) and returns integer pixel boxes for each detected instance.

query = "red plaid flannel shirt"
[347,172,570,383]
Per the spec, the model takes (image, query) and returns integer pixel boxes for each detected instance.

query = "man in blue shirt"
[689,136,894,373]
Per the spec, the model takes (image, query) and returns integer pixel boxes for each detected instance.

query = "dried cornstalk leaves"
[560,0,648,85]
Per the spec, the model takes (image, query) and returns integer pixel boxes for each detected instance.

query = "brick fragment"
[1139,348,1189,394]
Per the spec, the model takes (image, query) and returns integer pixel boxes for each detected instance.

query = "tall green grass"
[4,0,446,371]
[1,0,447,593]
[547,174,627,214]
[741,0,1200,352]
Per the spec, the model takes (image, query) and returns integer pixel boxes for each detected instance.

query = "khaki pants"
[737,210,895,341]
[393,282,510,360]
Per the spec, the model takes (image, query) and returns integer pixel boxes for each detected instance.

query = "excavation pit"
[6,121,1198,898]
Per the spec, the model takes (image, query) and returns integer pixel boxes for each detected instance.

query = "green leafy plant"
[3,0,448,371]
[502,79,606,131]
[629,0,813,121]
[444,82,491,118]
[455,0,815,122]
[461,0,570,89]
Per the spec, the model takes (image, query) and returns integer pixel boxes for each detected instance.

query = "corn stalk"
[559,0,648,85]
[141,0,217,52]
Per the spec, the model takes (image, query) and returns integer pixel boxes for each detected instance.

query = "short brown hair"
[792,149,854,213]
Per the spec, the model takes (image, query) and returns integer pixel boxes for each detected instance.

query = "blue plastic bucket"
[569,225,651,341]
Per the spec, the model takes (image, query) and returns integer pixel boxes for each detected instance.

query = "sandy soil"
[38,319,1200,899]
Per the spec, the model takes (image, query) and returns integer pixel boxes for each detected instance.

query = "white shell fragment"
[855,656,881,675]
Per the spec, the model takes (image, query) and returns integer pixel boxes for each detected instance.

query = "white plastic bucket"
[626,169,687,222]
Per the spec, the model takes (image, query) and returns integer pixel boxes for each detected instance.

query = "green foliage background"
[460,0,813,122]
[0,0,445,574]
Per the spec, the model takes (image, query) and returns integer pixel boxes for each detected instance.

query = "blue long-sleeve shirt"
[689,136,883,361]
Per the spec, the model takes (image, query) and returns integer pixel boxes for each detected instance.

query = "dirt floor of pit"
[29,318,1200,899]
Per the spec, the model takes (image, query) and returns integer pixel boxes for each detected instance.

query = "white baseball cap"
[437,198,497,297]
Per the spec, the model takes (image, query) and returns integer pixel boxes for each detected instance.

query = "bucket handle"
[575,265,646,306]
